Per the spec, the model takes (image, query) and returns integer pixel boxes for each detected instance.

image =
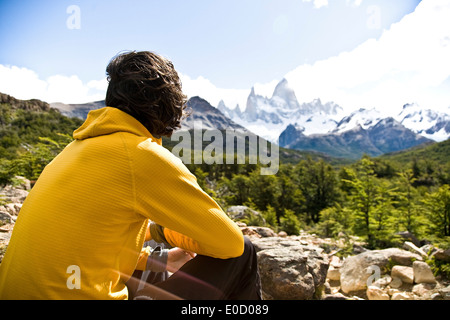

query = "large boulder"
[413,261,436,284]
[251,237,329,300]
[391,265,414,284]
[340,250,389,294]
[379,247,423,266]
[339,247,425,294]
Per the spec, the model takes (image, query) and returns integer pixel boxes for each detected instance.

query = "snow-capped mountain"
[332,108,384,133]
[279,117,432,159]
[395,103,450,142]
[217,78,450,147]
[218,78,344,142]
[214,77,450,159]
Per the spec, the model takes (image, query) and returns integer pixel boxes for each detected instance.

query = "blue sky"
[1,0,449,115]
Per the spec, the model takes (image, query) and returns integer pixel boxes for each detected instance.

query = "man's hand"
[166,248,196,273]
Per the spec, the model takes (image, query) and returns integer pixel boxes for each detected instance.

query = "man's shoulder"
[131,137,186,171]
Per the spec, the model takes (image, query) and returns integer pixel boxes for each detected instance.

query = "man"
[0,51,261,300]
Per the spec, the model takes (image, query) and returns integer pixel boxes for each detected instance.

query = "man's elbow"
[217,232,245,259]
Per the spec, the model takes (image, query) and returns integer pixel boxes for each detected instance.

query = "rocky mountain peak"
[271,78,300,110]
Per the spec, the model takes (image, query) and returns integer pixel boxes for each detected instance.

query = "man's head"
[105,51,187,138]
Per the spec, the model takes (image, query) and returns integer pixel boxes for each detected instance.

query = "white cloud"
[346,0,363,7]
[179,73,250,110]
[302,0,329,9]
[0,65,106,104]
[0,63,252,110]
[285,0,450,116]
[2,0,449,119]
[179,74,280,111]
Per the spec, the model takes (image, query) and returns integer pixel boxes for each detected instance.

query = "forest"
[1,97,449,255]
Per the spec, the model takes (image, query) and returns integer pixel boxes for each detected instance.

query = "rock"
[373,275,392,287]
[323,293,348,300]
[352,244,368,255]
[252,237,302,252]
[438,285,450,300]
[413,261,436,284]
[391,292,414,300]
[242,226,274,238]
[340,250,389,293]
[390,277,403,289]
[3,203,22,216]
[12,176,31,190]
[391,266,414,284]
[379,247,423,266]
[254,227,277,238]
[255,237,329,300]
[235,221,247,228]
[0,211,13,223]
[329,255,342,267]
[396,231,421,247]
[420,244,435,253]
[412,283,437,299]
[432,248,450,262]
[431,292,443,300]
[403,241,428,259]
[0,186,29,204]
[327,265,341,281]
[367,286,390,300]
[241,227,262,238]
[227,205,265,225]
[278,231,288,237]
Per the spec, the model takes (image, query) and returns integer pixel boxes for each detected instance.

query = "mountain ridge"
[47,81,449,160]
[218,78,450,145]
[279,116,432,159]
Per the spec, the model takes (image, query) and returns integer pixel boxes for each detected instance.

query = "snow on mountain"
[333,108,384,134]
[217,77,450,147]
[395,103,450,142]
[218,78,345,143]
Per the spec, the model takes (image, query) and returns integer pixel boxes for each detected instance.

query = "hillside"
[0,92,50,112]
[0,93,83,157]
[380,138,449,166]
[0,92,83,183]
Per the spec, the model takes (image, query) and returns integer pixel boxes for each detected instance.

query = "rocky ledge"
[240,224,450,300]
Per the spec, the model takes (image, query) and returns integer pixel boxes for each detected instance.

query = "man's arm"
[132,140,244,259]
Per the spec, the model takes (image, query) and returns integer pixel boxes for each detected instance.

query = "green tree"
[295,158,339,223]
[275,164,304,220]
[279,209,301,235]
[247,170,280,212]
[262,205,279,231]
[423,185,450,237]
[371,179,400,247]
[315,204,354,238]
[394,169,429,237]
[342,157,379,246]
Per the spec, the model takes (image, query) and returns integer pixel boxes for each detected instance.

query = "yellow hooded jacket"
[0,107,244,299]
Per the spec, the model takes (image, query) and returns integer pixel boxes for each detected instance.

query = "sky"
[1,0,449,116]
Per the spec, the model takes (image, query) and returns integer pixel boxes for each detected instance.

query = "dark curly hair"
[105,51,188,137]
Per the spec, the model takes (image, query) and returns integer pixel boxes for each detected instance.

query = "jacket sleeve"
[131,139,244,259]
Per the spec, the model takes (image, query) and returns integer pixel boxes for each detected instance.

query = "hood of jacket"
[73,107,162,145]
